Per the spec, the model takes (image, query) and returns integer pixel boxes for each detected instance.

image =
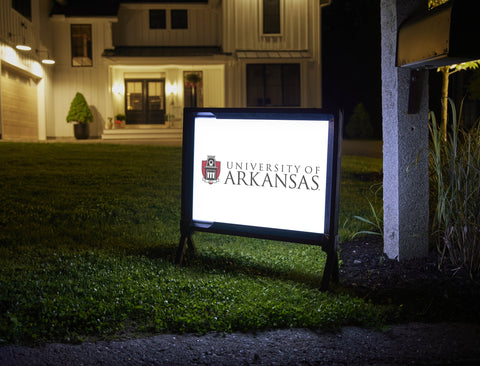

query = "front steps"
[102,126,182,143]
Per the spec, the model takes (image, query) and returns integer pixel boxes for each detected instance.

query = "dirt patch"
[338,237,480,324]
[1,237,480,365]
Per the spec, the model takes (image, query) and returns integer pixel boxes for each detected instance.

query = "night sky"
[322,0,382,139]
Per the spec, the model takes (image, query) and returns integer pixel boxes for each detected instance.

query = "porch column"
[381,0,429,260]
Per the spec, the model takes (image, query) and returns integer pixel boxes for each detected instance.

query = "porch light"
[112,83,125,95]
[166,82,178,95]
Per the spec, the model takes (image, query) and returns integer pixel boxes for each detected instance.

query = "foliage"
[429,99,480,279]
[184,73,202,86]
[345,103,374,140]
[437,61,480,140]
[351,188,383,239]
[337,156,383,241]
[0,144,386,343]
[428,0,449,9]
[115,114,126,121]
[66,92,93,124]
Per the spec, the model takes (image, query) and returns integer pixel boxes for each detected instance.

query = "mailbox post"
[381,0,479,261]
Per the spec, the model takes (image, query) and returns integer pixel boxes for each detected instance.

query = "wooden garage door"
[1,65,38,140]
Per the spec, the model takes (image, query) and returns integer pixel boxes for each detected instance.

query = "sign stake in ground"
[177,108,342,290]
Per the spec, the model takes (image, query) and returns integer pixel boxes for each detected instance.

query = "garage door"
[1,64,38,140]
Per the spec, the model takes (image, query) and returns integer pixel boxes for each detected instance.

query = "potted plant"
[66,92,93,139]
[115,114,126,128]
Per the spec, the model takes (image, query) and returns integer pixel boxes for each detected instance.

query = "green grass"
[0,142,383,344]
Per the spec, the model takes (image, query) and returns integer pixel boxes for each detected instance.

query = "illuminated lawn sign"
[177,108,342,289]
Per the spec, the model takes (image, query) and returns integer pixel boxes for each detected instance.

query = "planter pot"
[74,124,89,140]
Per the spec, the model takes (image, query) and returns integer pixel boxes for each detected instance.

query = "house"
[0,0,331,141]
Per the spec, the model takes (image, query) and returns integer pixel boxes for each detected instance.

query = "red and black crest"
[202,156,221,184]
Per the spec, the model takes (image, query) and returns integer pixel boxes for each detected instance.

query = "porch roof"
[102,46,228,58]
[236,50,312,59]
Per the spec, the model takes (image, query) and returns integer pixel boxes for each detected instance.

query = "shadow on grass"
[184,250,323,289]
[117,239,326,289]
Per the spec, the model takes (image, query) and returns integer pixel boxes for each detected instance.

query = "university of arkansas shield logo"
[202,156,221,184]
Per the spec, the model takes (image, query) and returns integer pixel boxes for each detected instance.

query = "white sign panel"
[191,117,330,234]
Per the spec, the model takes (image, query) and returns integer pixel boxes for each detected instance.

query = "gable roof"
[103,46,225,58]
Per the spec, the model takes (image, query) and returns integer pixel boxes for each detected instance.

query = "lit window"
[71,24,92,67]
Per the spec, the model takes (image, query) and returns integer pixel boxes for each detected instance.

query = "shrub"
[345,103,373,139]
[429,99,480,279]
[66,92,93,124]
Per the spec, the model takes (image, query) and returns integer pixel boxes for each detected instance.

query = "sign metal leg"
[320,237,339,291]
[175,234,196,265]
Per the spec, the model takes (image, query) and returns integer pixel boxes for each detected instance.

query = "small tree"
[66,92,93,124]
[345,103,373,139]
[437,61,480,141]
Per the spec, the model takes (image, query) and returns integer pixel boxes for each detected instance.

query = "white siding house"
[0,0,54,140]
[0,0,330,141]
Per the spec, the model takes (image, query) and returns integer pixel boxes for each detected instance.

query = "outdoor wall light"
[16,42,31,51]
[167,83,178,106]
[166,82,178,95]
[9,22,31,51]
[112,83,125,95]
[8,32,31,51]
[37,49,55,65]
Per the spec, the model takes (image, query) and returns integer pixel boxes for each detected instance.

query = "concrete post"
[381,0,429,260]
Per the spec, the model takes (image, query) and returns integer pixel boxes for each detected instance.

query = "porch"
[102,125,182,144]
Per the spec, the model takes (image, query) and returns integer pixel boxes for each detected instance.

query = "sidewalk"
[1,323,479,365]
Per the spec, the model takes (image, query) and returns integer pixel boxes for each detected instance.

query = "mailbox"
[397,0,480,68]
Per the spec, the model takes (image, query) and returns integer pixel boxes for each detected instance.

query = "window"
[149,9,166,29]
[171,9,188,29]
[12,0,31,20]
[184,71,203,108]
[71,25,92,67]
[263,0,281,34]
[247,64,300,107]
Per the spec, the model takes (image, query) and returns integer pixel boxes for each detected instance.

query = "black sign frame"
[176,108,342,289]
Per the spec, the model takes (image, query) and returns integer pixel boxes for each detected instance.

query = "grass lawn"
[0,142,384,344]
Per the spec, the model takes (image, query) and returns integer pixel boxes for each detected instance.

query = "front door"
[125,79,165,124]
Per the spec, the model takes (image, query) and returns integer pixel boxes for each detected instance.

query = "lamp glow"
[16,44,31,51]
[112,83,125,95]
[166,83,178,95]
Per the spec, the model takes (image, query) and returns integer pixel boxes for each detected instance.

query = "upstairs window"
[71,24,92,67]
[171,9,188,29]
[12,0,31,21]
[149,9,166,29]
[262,0,281,34]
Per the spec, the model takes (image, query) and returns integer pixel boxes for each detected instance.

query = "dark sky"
[322,0,382,138]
